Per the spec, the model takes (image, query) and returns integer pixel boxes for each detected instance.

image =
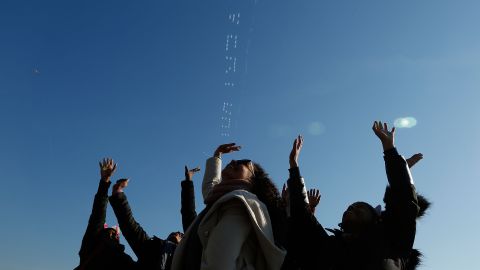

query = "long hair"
[251,163,287,248]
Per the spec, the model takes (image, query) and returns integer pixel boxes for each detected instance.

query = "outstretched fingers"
[297,135,304,151]
[185,165,201,180]
[216,143,242,155]
[99,157,117,182]
[289,135,304,168]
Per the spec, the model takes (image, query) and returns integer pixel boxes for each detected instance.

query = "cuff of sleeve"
[181,180,194,188]
[289,166,301,179]
[207,156,222,165]
[98,180,112,193]
[384,147,399,157]
[110,192,126,202]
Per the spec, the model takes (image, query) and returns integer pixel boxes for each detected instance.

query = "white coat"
[171,157,286,270]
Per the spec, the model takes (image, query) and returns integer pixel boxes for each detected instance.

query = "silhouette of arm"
[78,180,110,259]
[109,192,151,260]
[181,180,197,232]
[382,148,420,257]
[288,167,329,238]
[287,166,331,269]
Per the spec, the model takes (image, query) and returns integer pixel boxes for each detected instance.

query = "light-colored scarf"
[204,179,253,205]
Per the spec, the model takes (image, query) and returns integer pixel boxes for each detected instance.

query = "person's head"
[221,159,256,181]
[167,231,184,244]
[340,201,379,235]
[101,227,120,244]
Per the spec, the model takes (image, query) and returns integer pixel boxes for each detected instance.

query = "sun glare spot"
[394,117,417,128]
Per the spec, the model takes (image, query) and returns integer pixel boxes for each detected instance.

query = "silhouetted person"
[280,184,320,270]
[287,122,424,270]
[109,177,182,270]
[75,158,137,270]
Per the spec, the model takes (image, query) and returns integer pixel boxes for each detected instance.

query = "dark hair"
[339,201,380,234]
[352,201,379,218]
[250,163,287,248]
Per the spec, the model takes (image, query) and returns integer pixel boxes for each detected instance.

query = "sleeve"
[382,148,420,257]
[181,180,198,232]
[287,167,330,269]
[287,167,323,234]
[78,180,111,259]
[109,192,151,260]
[202,157,222,200]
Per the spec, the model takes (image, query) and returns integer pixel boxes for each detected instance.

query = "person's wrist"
[382,142,394,151]
[101,176,111,182]
[289,160,298,169]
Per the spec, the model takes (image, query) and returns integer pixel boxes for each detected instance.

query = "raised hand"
[372,121,395,151]
[112,179,129,195]
[99,158,117,182]
[406,153,423,168]
[307,189,321,214]
[289,135,304,168]
[213,143,242,158]
[185,166,201,181]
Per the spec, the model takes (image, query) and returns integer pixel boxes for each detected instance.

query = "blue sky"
[1,0,479,269]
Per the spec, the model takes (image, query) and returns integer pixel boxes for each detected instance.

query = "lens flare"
[308,121,326,136]
[393,117,417,128]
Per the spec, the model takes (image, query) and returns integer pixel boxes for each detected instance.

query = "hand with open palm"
[214,143,242,158]
[372,121,395,151]
[99,158,117,182]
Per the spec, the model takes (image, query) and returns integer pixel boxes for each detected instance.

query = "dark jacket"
[75,180,137,270]
[180,180,197,232]
[109,192,177,270]
[179,179,207,270]
[287,148,420,270]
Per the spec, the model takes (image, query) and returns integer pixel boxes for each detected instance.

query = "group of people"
[75,121,430,270]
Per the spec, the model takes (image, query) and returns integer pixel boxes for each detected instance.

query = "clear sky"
[1,0,479,269]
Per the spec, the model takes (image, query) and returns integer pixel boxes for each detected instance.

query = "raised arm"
[78,158,116,258]
[109,179,152,260]
[372,121,419,192]
[181,166,200,232]
[286,136,330,270]
[372,121,420,256]
[202,143,241,199]
[287,136,314,220]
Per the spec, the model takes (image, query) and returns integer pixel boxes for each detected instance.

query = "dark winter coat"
[179,179,205,270]
[180,180,197,232]
[75,180,137,270]
[287,148,421,270]
[109,192,177,270]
